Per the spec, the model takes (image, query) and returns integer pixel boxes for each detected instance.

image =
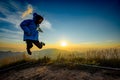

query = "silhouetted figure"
[20,13,45,55]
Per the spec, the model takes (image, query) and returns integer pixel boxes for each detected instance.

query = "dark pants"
[26,40,42,50]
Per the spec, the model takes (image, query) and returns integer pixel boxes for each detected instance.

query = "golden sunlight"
[61,41,67,47]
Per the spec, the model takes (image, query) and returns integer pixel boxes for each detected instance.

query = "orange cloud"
[21,4,33,18]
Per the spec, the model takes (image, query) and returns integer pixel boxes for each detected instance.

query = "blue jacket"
[20,19,39,41]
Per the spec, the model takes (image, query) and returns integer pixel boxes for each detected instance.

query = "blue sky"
[0,0,120,49]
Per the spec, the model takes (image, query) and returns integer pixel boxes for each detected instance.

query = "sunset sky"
[0,0,120,51]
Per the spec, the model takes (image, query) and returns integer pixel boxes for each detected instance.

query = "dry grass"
[0,48,120,80]
[54,48,120,68]
[0,48,120,69]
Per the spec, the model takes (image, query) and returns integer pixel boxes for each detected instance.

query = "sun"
[61,41,67,47]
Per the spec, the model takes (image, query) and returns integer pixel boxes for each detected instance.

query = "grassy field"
[0,48,120,69]
[53,48,120,69]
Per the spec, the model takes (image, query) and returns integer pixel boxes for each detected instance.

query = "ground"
[0,64,120,80]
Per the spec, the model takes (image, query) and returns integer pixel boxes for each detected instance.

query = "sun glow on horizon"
[61,41,67,47]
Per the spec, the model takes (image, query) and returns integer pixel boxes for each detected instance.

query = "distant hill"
[0,51,24,59]
[0,48,70,60]
[32,48,70,59]
[0,51,25,67]
[0,48,70,65]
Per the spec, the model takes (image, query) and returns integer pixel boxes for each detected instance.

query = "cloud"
[0,1,24,28]
[21,4,33,18]
[20,4,53,30]
[0,28,22,35]
[0,32,22,42]
[0,0,53,43]
[0,1,52,30]
[0,14,23,28]
[40,20,52,30]
[0,28,23,42]
[0,0,26,42]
